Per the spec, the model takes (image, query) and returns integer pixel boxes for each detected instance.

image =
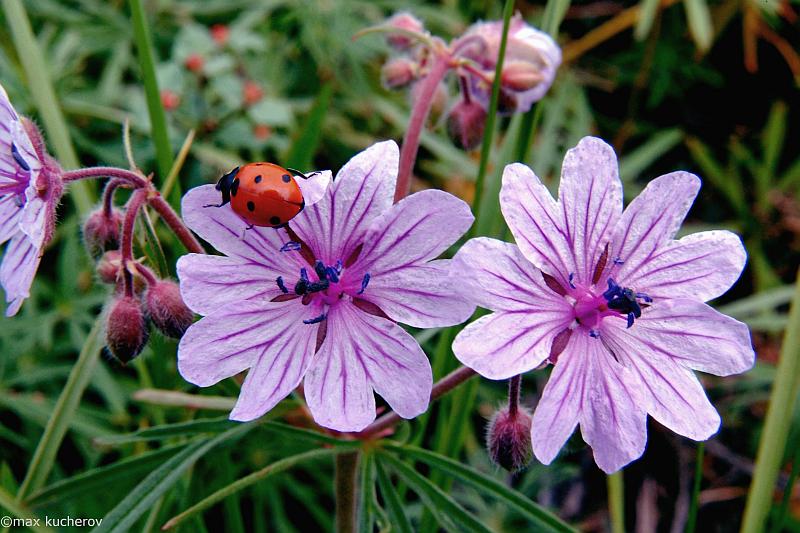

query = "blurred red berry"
[160,90,180,111]
[184,53,205,73]
[243,81,264,105]
[210,24,229,45]
[253,124,272,140]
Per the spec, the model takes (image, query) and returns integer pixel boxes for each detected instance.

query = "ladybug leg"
[238,224,255,240]
[203,202,225,208]
[286,168,321,181]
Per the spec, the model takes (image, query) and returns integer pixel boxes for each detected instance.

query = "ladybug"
[207,163,309,228]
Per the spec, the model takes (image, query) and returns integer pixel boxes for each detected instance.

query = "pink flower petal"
[291,140,398,265]
[453,309,568,379]
[178,299,320,392]
[611,171,700,282]
[451,237,571,313]
[501,163,572,286]
[1,233,41,316]
[293,170,331,207]
[0,83,41,190]
[0,195,22,244]
[557,136,623,285]
[612,298,754,376]
[622,230,746,302]
[604,323,721,440]
[360,259,475,327]
[182,184,304,270]
[579,342,648,474]
[19,192,47,248]
[177,253,293,315]
[530,342,586,465]
[304,301,432,431]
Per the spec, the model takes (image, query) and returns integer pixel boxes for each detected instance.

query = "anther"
[568,273,576,289]
[589,329,601,338]
[280,241,301,252]
[303,313,327,325]
[314,260,328,281]
[357,273,371,295]
[276,276,288,294]
[593,244,609,284]
[11,142,30,171]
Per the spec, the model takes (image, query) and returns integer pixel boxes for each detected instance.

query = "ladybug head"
[214,166,240,205]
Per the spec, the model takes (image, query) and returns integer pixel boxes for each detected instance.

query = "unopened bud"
[381,58,417,89]
[487,406,533,472]
[160,90,180,111]
[106,296,149,364]
[184,53,205,73]
[243,81,264,106]
[96,250,122,284]
[144,280,194,338]
[83,208,123,258]
[501,61,545,92]
[386,12,425,50]
[210,24,229,45]
[447,98,487,151]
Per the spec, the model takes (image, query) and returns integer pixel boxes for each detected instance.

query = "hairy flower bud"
[144,280,194,338]
[501,61,546,92]
[106,296,149,364]
[381,58,418,89]
[385,12,425,50]
[96,250,122,284]
[83,208,123,258]
[487,406,533,472]
[447,98,487,151]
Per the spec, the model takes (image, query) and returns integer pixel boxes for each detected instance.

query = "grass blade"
[682,0,713,53]
[93,417,236,447]
[285,83,333,171]
[375,460,413,533]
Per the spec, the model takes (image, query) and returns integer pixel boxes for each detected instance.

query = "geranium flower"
[452,136,754,473]
[0,83,63,316]
[460,15,561,114]
[177,141,475,431]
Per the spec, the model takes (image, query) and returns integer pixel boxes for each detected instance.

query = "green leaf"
[634,0,661,41]
[358,452,376,533]
[375,460,413,533]
[27,444,186,507]
[763,101,787,177]
[162,447,341,530]
[619,129,683,184]
[262,421,362,448]
[379,452,493,533]
[682,0,713,53]
[95,423,254,533]
[285,83,333,171]
[386,444,577,532]
[0,486,51,533]
[93,417,237,447]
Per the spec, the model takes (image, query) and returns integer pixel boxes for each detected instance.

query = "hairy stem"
[394,53,451,202]
[335,451,360,533]
[507,375,522,417]
[358,365,476,438]
[102,179,129,217]
[121,189,148,296]
[147,193,204,254]
[62,166,148,188]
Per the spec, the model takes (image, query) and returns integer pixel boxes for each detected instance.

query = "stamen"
[344,243,364,267]
[626,312,635,329]
[325,266,340,283]
[357,273,370,295]
[613,257,624,265]
[276,276,288,294]
[303,313,327,325]
[636,292,653,303]
[11,142,30,171]
[541,272,567,296]
[280,241,301,252]
[568,273,576,289]
[549,328,572,363]
[314,260,328,281]
[593,244,609,284]
[589,329,601,338]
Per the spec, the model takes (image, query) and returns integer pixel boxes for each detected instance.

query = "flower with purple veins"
[0,83,63,316]
[451,136,755,473]
[177,141,475,431]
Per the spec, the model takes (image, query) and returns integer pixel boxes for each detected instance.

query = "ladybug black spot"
[282,174,291,183]
[254,175,262,184]
[270,216,281,225]
[231,178,240,196]
[247,201,256,212]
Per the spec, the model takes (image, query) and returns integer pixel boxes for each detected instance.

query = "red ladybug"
[208,163,308,228]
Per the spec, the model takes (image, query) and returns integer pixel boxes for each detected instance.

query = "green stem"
[15,317,104,501]
[2,0,93,214]
[741,268,800,533]
[129,0,174,183]
[335,451,361,533]
[686,441,705,533]
[771,443,800,533]
[607,471,625,533]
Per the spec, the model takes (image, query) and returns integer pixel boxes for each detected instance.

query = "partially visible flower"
[0,83,63,316]
[177,141,475,431]
[460,15,561,113]
[381,57,418,89]
[446,98,487,151]
[452,136,755,473]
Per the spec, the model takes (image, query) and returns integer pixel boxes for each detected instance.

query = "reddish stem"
[62,166,148,188]
[147,194,204,254]
[121,189,148,297]
[508,375,521,417]
[357,365,476,439]
[394,53,452,203]
[102,179,129,217]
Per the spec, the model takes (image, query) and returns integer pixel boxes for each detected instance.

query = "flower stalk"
[334,451,361,533]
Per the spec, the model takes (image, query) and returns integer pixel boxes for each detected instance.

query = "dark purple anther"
[11,142,30,171]
[357,273,370,295]
[303,313,327,325]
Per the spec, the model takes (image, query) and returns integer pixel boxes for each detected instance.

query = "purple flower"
[177,141,475,431]
[0,83,63,316]
[451,136,755,473]
[460,15,561,114]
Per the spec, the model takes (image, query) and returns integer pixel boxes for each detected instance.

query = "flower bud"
[446,98,487,151]
[144,280,194,338]
[184,53,205,73]
[486,406,533,472]
[106,296,149,364]
[381,58,417,89]
[385,12,424,50]
[83,208,123,258]
[96,250,122,284]
[501,61,546,92]
[210,24,229,45]
[160,90,180,111]
[243,81,264,106]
